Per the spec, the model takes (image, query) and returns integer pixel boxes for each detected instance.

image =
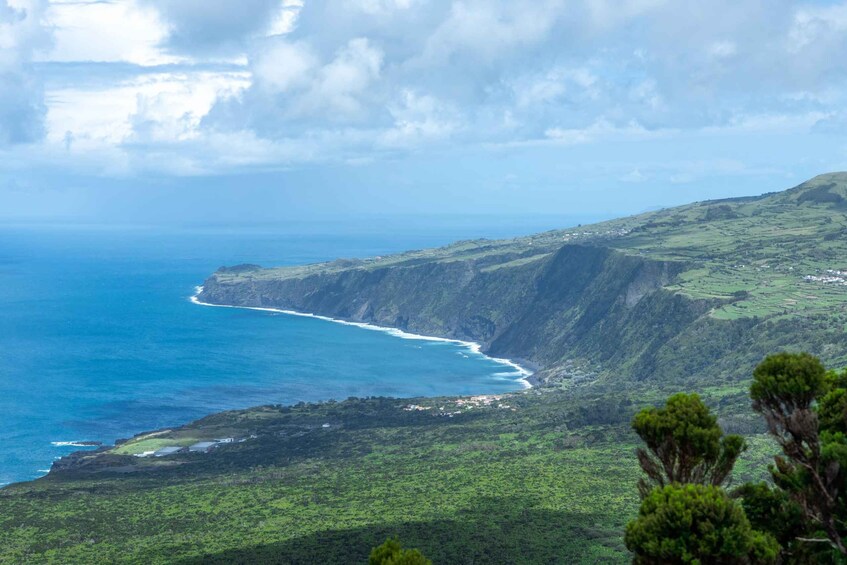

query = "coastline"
[10,286,533,489]
[190,286,534,390]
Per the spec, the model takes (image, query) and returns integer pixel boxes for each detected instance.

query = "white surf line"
[50,441,95,447]
[190,286,533,389]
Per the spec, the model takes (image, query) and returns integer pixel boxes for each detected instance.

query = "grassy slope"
[3,174,845,563]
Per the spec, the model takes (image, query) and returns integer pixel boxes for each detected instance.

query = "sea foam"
[51,441,95,447]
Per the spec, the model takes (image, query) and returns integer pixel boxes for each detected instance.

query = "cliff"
[199,173,847,386]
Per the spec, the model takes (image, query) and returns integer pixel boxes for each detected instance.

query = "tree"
[624,484,778,564]
[735,482,804,549]
[632,393,746,497]
[369,538,432,565]
[736,482,833,564]
[750,353,847,556]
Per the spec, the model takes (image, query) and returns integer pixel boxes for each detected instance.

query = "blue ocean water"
[0,219,585,486]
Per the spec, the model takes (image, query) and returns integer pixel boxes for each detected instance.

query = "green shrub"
[625,484,777,564]
[369,538,432,565]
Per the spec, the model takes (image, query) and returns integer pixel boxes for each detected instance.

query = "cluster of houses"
[403,395,515,418]
[558,228,630,242]
[803,269,847,285]
[454,394,513,410]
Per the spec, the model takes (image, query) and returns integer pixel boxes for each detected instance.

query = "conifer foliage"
[632,393,745,498]
[627,353,847,563]
[626,393,776,563]
[625,484,778,564]
[750,353,847,556]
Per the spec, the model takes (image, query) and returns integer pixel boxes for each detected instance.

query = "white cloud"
[129,72,251,142]
[419,0,564,65]
[352,0,421,16]
[38,0,179,66]
[221,36,384,129]
[380,89,458,147]
[512,67,600,109]
[708,40,737,59]
[0,0,51,145]
[629,79,664,111]
[700,111,830,135]
[252,39,317,93]
[6,0,847,176]
[669,172,695,184]
[140,0,297,56]
[621,168,648,182]
[584,0,668,29]
[309,37,383,117]
[1,0,49,65]
[45,70,250,150]
[789,3,847,51]
[543,119,658,146]
[267,0,303,36]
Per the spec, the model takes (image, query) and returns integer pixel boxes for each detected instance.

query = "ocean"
[0,218,588,485]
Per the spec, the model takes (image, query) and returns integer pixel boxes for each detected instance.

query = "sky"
[2,0,847,225]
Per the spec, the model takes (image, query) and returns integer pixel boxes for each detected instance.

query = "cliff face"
[199,245,722,383]
[199,173,847,385]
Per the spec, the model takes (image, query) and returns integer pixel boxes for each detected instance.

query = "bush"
[369,538,432,565]
[625,484,777,564]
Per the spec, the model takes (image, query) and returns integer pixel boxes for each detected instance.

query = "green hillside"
[201,173,847,386]
[214,172,847,323]
[610,172,847,321]
[2,174,846,563]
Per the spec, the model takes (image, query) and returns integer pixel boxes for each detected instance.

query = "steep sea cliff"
[199,245,716,384]
[199,173,847,387]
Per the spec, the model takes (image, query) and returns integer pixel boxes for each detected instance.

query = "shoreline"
[7,287,533,490]
[190,286,534,390]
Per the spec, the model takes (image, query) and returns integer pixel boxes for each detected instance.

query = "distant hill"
[200,172,847,387]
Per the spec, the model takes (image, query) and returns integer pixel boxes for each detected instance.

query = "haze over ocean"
[0,218,591,485]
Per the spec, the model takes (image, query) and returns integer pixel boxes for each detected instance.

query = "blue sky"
[2,0,847,224]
